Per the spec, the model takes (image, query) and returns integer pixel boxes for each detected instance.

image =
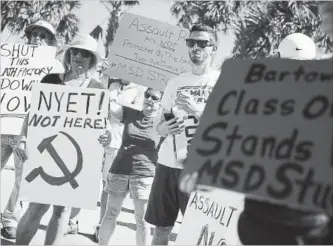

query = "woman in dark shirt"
[98,88,163,246]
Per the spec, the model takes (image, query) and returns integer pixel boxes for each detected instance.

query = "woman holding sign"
[98,88,164,246]
[14,34,111,245]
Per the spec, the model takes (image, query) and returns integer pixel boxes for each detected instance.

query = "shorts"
[104,172,154,200]
[102,147,118,181]
[145,163,189,227]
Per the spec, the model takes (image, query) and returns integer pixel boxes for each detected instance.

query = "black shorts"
[145,163,189,227]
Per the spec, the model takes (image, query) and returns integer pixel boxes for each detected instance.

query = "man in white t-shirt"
[145,24,220,245]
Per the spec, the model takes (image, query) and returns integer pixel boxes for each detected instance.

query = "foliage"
[1,0,81,45]
[232,1,333,58]
[170,1,333,58]
[101,0,139,57]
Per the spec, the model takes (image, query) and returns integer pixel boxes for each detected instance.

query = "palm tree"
[1,0,81,45]
[170,1,333,58]
[232,1,333,58]
[101,0,139,57]
[170,1,254,31]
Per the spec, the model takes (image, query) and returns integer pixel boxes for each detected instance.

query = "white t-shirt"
[108,82,145,149]
[158,69,220,169]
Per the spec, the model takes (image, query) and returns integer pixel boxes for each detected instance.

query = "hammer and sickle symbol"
[25,131,83,189]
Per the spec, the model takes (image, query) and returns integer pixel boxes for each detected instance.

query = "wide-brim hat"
[278,33,316,60]
[25,20,57,39]
[61,33,102,68]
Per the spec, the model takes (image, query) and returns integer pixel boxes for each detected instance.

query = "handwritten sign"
[19,83,109,209]
[182,58,333,215]
[105,13,191,91]
[176,189,244,245]
[1,43,58,134]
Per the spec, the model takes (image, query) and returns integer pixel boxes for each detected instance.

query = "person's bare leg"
[98,180,108,225]
[133,199,149,246]
[98,193,126,245]
[151,226,173,245]
[44,205,70,245]
[16,203,50,245]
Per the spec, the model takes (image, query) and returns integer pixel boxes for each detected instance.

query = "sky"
[1,0,235,67]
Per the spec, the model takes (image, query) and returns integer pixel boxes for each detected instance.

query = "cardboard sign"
[19,84,109,209]
[105,13,191,91]
[176,189,244,245]
[182,58,333,214]
[1,43,58,135]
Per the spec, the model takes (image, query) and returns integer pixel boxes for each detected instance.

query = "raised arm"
[109,100,124,121]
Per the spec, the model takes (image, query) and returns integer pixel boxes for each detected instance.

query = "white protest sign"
[105,13,191,91]
[19,83,109,209]
[176,189,244,245]
[1,43,58,135]
[182,58,333,214]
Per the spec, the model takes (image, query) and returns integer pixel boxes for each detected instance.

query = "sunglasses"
[31,31,51,40]
[185,39,214,49]
[144,92,161,102]
[70,48,92,58]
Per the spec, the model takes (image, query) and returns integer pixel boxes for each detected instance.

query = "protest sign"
[182,58,333,215]
[105,13,191,91]
[1,43,58,135]
[19,83,109,209]
[176,189,244,245]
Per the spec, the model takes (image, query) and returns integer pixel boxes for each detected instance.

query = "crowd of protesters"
[1,1,333,245]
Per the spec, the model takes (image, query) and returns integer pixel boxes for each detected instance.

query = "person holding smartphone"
[145,24,220,245]
[98,88,164,246]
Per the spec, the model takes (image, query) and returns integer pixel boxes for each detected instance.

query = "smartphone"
[164,112,175,121]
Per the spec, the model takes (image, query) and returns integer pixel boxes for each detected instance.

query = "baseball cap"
[277,33,316,60]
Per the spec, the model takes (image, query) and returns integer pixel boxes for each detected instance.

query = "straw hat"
[61,33,102,68]
[278,33,316,60]
[25,20,57,39]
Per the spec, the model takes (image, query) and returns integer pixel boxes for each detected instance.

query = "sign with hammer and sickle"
[25,131,83,189]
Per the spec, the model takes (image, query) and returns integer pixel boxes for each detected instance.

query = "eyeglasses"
[185,39,214,49]
[70,48,92,58]
[31,31,51,40]
[144,92,161,102]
